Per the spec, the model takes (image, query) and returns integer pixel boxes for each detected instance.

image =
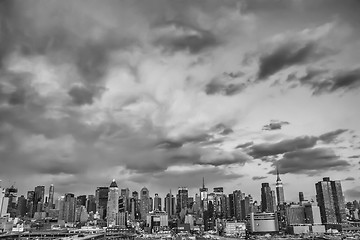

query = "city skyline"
[0,0,360,202]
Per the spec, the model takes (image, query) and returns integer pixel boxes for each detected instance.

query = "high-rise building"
[241,195,251,220]
[130,191,140,220]
[120,188,130,212]
[303,202,321,224]
[165,191,175,218]
[107,179,119,227]
[154,193,162,211]
[77,195,87,206]
[0,182,9,217]
[261,183,274,213]
[140,187,150,220]
[233,190,243,220]
[200,178,208,211]
[86,195,96,213]
[64,193,76,223]
[286,205,305,225]
[16,195,27,217]
[149,197,153,211]
[315,177,346,224]
[5,185,18,217]
[177,187,188,214]
[48,184,55,209]
[299,192,305,202]
[34,186,45,213]
[26,191,35,217]
[275,168,285,206]
[95,187,109,220]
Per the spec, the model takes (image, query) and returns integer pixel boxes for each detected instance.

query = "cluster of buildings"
[1,173,360,236]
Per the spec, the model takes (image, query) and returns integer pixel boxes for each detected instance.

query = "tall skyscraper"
[315,177,346,224]
[95,187,109,220]
[177,187,188,213]
[48,184,54,209]
[275,168,285,206]
[5,185,18,217]
[34,186,45,213]
[154,193,161,211]
[165,191,175,218]
[200,178,208,211]
[26,191,35,217]
[64,193,76,223]
[107,179,119,227]
[16,195,27,217]
[130,191,140,220]
[0,181,8,217]
[261,183,274,213]
[233,190,243,220]
[86,195,96,213]
[140,187,150,220]
[120,188,130,212]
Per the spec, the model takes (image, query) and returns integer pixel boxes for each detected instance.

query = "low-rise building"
[248,212,279,234]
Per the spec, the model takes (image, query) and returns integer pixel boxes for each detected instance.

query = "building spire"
[202,177,205,188]
[276,165,281,182]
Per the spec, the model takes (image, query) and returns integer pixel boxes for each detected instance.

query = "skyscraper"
[107,179,119,227]
[165,191,175,218]
[154,193,161,211]
[200,178,208,211]
[48,184,54,209]
[140,187,150,220]
[64,193,76,223]
[275,168,285,206]
[16,195,27,217]
[95,187,109,220]
[5,185,18,217]
[261,183,274,213]
[86,195,96,213]
[177,187,188,214]
[315,177,346,224]
[233,190,243,220]
[26,191,35,217]
[34,186,45,213]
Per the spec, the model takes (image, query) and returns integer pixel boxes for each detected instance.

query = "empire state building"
[276,167,285,206]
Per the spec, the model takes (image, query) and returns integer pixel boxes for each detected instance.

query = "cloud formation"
[262,120,290,131]
[269,148,350,175]
[249,136,318,159]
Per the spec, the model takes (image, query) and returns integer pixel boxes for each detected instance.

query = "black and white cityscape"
[1,0,360,239]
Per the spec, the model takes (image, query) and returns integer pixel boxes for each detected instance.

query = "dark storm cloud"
[156,133,211,149]
[68,86,96,106]
[288,67,360,95]
[314,68,360,94]
[235,141,253,149]
[211,123,234,135]
[205,82,246,96]
[269,148,350,175]
[262,120,290,131]
[319,129,348,143]
[156,124,233,150]
[257,40,331,80]
[349,155,360,159]
[249,136,318,159]
[252,176,267,180]
[343,177,355,181]
[153,21,219,54]
[0,0,138,84]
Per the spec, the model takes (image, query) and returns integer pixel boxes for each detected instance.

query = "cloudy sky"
[0,0,360,202]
